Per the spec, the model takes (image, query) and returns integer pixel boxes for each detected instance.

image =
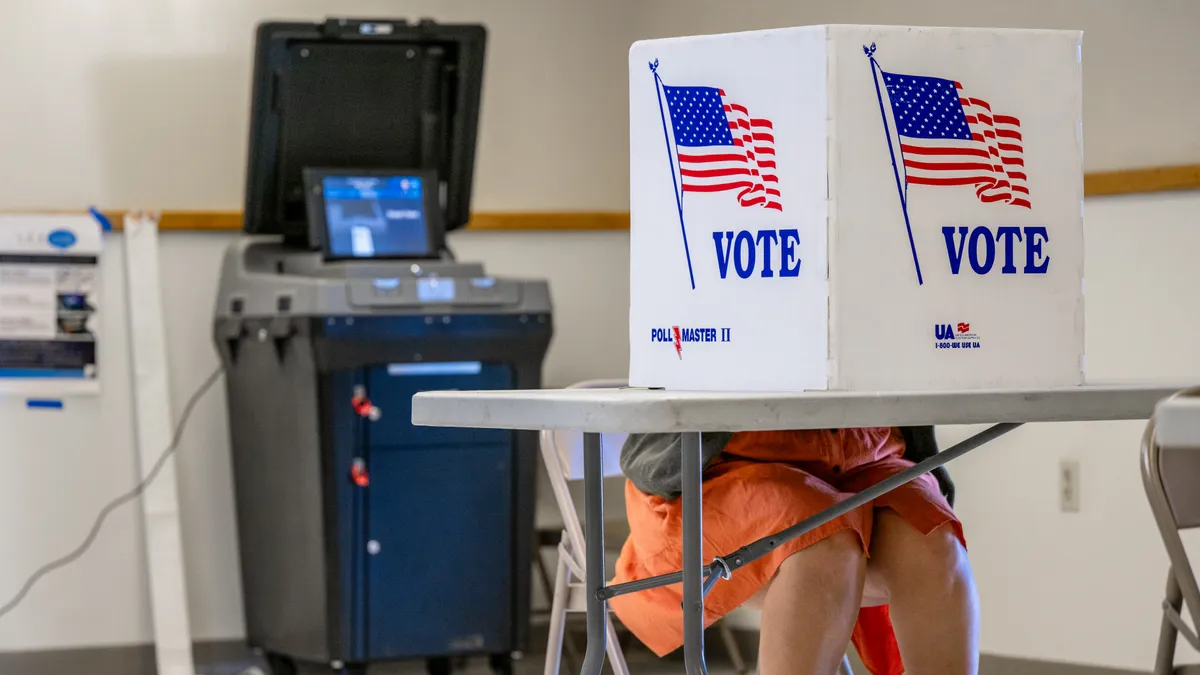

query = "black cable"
[0,366,225,620]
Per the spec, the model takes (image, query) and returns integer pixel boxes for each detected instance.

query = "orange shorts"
[610,427,964,658]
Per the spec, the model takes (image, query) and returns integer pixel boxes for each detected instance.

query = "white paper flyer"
[0,214,102,395]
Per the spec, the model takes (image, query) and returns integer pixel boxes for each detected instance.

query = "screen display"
[322,175,430,258]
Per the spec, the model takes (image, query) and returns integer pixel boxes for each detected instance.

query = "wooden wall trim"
[93,210,631,232]
[465,211,629,231]
[47,164,1200,232]
[1083,164,1200,198]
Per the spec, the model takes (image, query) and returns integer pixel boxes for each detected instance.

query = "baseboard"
[979,655,1148,675]
[0,621,610,675]
[0,640,254,675]
[0,632,1167,675]
[715,627,1152,675]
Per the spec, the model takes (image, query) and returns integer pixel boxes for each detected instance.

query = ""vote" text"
[942,225,1049,275]
[712,229,802,279]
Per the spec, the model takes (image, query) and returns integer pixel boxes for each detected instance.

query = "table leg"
[580,432,607,675]
[682,431,708,675]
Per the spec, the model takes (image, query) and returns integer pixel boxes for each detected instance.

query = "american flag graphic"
[662,85,782,211]
[881,72,1030,209]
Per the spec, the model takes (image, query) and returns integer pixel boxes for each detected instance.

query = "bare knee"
[785,529,865,574]
[746,530,865,610]
[865,512,979,674]
[755,531,870,675]
[870,509,970,587]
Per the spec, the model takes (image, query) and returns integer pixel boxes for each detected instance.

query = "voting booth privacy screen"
[628,25,1085,392]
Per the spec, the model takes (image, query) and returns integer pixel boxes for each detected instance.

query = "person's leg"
[757,529,866,675]
[868,508,979,675]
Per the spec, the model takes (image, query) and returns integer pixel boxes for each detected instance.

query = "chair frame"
[1142,393,1200,675]
[537,379,754,675]
[539,380,632,675]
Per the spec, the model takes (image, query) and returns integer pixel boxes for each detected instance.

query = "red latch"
[351,385,381,420]
[350,458,370,487]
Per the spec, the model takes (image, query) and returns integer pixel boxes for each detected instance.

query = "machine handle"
[267,316,295,339]
[351,386,382,421]
[350,458,370,487]
[219,317,244,340]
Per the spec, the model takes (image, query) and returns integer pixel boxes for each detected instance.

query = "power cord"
[0,366,225,620]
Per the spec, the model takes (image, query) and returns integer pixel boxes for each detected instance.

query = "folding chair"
[538,379,631,675]
[1142,390,1200,675]
[538,379,751,675]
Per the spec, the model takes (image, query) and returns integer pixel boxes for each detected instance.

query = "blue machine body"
[331,362,517,661]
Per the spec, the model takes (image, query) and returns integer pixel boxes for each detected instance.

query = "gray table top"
[410,382,1193,433]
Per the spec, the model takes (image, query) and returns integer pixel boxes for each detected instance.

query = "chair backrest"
[539,379,628,563]
[1150,394,1200,529]
[542,379,628,481]
[1142,390,1200,637]
[1158,449,1200,529]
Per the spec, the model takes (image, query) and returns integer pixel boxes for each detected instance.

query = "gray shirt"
[619,432,732,500]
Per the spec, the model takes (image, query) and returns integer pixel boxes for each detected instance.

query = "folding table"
[412,383,1186,675]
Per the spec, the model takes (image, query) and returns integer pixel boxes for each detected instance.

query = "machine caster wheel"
[427,656,453,675]
[265,653,298,675]
[489,653,513,675]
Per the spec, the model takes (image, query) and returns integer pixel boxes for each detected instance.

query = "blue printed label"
[47,229,77,249]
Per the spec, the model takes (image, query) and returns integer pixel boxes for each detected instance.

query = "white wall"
[631,0,1200,172]
[0,0,632,212]
[0,237,153,650]
[948,190,1200,670]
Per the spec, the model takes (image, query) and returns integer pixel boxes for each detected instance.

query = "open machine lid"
[242,18,486,241]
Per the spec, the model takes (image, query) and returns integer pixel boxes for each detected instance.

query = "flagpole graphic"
[866,43,1034,286]
[650,59,696,290]
[650,61,783,291]
[865,43,924,286]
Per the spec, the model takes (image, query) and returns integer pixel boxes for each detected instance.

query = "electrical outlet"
[1060,459,1081,513]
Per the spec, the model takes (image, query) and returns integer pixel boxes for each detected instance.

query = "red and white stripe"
[899,82,1030,209]
[677,89,782,211]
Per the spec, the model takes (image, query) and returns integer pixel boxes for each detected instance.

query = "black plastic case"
[242,19,486,240]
